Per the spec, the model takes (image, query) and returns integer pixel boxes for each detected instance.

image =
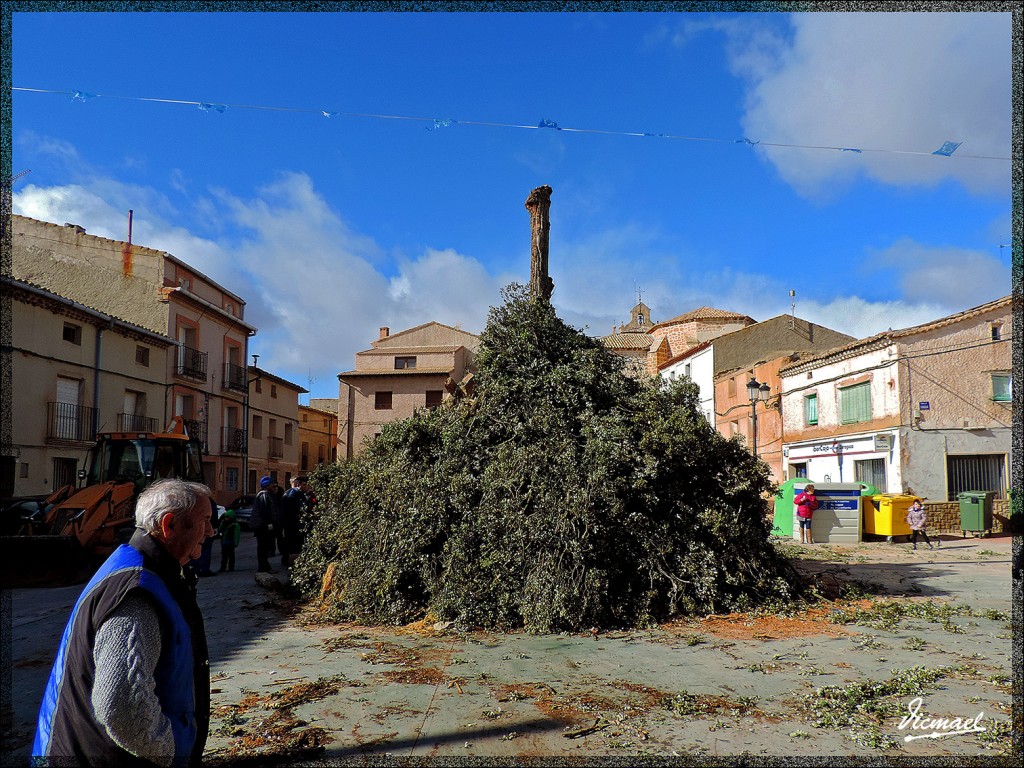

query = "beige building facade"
[10,215,257,504]
[299,402,338,472]
[245,368,307,493]
[2,276,176,498]
[338,323,480,458]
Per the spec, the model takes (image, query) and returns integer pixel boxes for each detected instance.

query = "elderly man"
[33,479,215,767]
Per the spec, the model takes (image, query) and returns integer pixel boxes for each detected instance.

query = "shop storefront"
[783,431,900,492]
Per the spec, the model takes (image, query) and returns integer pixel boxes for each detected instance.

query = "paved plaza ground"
[4,529,1016,764]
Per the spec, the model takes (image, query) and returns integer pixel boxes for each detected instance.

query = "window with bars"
[840,381,872,424]
[854,458,887,490]
[946,454,1005,500]
[804,393,818,426]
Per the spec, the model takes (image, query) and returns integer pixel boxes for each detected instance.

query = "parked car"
[0,496,53,535]
[226,494,257,529]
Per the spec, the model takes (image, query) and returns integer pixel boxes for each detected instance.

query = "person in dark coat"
[281,476,309,566]
[33,479,215,767]
[251,476,282,573]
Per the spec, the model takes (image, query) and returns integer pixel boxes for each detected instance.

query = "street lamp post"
[746,377,771,458]
[242,354,261,495]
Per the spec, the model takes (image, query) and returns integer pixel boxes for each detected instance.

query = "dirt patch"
[208,676,346,763]
[377,667,446,685]
[611,680,671,710]
[492,682,556,702]
[664,600,874,641]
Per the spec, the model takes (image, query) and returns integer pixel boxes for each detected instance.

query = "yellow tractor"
[2,416,207,586]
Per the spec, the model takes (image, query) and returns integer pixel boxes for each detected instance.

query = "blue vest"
[33,542,197,766]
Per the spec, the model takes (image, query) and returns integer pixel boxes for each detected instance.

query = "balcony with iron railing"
[117,413,159,433]
[222,426,247,455]
[267,436,284,459]
[223,361,248,392]
[47,402,97,443]
[182,418,209,452]
[175,345,208,382]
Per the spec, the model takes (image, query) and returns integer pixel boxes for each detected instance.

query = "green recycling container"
[772,478,807,538]
[957,490,995,536]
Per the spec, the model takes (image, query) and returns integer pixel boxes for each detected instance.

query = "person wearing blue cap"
[250,476,281,573]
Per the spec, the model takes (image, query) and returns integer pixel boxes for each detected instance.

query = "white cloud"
[15,170,1005,399]
[12,173,509,400]
[866,238,1011,306]
[677,12,1012,199]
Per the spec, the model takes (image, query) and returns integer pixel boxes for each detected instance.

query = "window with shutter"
[804,393,818,426]
[840,381,872,424]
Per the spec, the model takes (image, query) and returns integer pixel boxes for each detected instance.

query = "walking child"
[906,498,934,550]
[794,483,818,545]
[218,508,241,572]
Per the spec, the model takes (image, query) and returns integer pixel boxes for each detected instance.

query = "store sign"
[874,434,893,452]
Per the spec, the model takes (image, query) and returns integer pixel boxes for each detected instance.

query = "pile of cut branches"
[293,285,799,632]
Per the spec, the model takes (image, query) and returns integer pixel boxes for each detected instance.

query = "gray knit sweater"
[91,592,177,767]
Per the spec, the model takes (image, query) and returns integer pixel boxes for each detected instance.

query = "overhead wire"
[10,86,1011,161]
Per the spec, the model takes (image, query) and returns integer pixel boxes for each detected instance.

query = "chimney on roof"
[379,327,390,340]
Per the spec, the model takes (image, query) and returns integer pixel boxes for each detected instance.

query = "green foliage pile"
[294,285,800,632]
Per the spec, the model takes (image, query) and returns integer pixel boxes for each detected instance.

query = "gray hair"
[135,479,214,533]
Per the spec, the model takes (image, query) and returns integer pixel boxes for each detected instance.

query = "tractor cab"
[81,433,204,492]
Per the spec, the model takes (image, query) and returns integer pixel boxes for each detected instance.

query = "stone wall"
[923,500,1013,535]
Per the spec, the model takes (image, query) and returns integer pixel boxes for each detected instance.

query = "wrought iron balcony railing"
[117,413,159,433]
[175,345,208,382]
[222,426,247,454]
[47,402,97,443]
[223,361,248,392]
[182,418,209,452]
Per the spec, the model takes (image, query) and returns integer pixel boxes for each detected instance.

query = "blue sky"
[9,10,1014,400]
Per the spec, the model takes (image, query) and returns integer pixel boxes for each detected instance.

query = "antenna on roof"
[307,368,315,405]
[790,290,796,330]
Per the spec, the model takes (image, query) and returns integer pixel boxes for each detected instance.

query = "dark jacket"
[33,529,210,767]
[250,488,282,529]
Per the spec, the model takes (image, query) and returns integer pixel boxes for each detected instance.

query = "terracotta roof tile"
[653,306,755,328]
[599,332,654,350]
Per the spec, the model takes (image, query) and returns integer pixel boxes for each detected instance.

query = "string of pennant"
[11,85,1010,161]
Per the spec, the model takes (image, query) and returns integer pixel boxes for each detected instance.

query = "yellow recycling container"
[865,494,918,541]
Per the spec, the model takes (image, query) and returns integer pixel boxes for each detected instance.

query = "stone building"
[10,214,257,504]
[601,304,755,376]
[779,296,1012,529]
[598,302,655,376]
[337,323,480,458]
[1,276,176,498]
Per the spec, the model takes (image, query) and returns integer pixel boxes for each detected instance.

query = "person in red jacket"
[794,483,819,545]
